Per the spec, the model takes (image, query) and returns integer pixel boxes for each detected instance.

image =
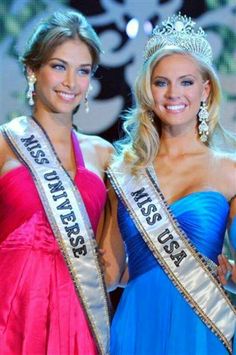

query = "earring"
[84,84,93,113]
[198,101,209,142]
[147,111,154,123]
[26,73,36,106]
[84,96,89,113]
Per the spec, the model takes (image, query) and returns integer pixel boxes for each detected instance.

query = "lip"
[165,104,186,113]
[56,91,77,102]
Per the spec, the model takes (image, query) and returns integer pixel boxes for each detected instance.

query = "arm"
[218,255,236,282]
[218,185,236,290]
[229,195,236,252]
[78,133,127,289]
[76,132,113,180]
[97,179,127,291]
[0,131,10,174]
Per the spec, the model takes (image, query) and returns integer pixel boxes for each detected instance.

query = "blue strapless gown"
[111,191,233,355]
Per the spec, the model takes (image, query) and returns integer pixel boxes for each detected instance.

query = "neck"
[32,110,73,144]
[158,124,206,157]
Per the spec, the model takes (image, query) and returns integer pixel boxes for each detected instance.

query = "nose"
[62,69,76,90]
[165,84,180,100]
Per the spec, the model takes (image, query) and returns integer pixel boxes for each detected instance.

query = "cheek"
[78,77,90,94]
[193,86,204,99]
[37,73,58,90]
[185,87,201,104]
[151,89,162,104]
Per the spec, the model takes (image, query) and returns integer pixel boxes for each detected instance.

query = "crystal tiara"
[143,13,213,65]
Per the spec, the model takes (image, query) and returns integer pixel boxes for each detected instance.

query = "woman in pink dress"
[0,10,111,355]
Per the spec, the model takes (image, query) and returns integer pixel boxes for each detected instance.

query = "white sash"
[107,162,236,354]
[3,116,110,355]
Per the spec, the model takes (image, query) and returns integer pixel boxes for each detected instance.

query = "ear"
[201,80,210,102]
[26,67,35,78]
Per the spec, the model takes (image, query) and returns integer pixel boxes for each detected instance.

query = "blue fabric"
[111,191,233,355]
[229,216,236,250]
[225,216,236,294]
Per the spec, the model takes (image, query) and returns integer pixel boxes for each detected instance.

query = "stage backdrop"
[0,0,235,142]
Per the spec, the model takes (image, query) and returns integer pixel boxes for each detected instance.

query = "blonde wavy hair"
[113,47,228,174]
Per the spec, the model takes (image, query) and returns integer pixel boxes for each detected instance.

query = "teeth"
[166,105,185,111]
[57,91,75,100]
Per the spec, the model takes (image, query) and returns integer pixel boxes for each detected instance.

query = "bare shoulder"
[77,131,113,150]
[0,129,9,170]
[217,153,236,176]
[75,131,114,170]
[214,152,236,198]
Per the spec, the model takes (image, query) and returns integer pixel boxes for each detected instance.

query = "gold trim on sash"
[107,162,236,354]
[2,116,110,355]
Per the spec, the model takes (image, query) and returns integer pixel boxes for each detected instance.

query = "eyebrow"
[48,58,92,67]
[152,74,197,80]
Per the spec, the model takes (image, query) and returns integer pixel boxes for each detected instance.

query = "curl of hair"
[20,10,102,74]
[114,47,236,174]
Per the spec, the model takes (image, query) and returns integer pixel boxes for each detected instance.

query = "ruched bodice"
[0,165,106,244]
[111,191,231,355]
[0,132,106,354]
[118,191,229,281]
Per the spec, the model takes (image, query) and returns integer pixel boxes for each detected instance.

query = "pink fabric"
[72,131,85,168]
[0,135,107,355]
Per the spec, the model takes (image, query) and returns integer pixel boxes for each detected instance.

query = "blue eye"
[154,80,167,87]
[181,80,194,86]
[51,64,65,71]
[77,68,92,76]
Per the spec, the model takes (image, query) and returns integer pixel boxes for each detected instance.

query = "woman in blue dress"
[100,13,236,355]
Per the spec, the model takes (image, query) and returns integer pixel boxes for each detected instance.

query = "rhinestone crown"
[143,13,213,65]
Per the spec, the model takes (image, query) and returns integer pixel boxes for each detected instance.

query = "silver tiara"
[143,13,213,65]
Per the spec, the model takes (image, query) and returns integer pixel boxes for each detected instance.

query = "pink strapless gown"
[0,133,106,355]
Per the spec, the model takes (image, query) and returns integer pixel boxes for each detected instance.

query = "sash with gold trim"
[2,116,110,355]
[107,162,236,354]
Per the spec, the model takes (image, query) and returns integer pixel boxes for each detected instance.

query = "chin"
[52,104,78,114]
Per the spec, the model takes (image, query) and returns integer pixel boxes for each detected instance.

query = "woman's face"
[150,53,210,130]
[31,38,92,116]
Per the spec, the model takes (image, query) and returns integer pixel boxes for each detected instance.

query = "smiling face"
[151,53,210,131]
[29,38,92,118]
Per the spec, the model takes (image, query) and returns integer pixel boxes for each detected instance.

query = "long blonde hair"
[114,48,233,174]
